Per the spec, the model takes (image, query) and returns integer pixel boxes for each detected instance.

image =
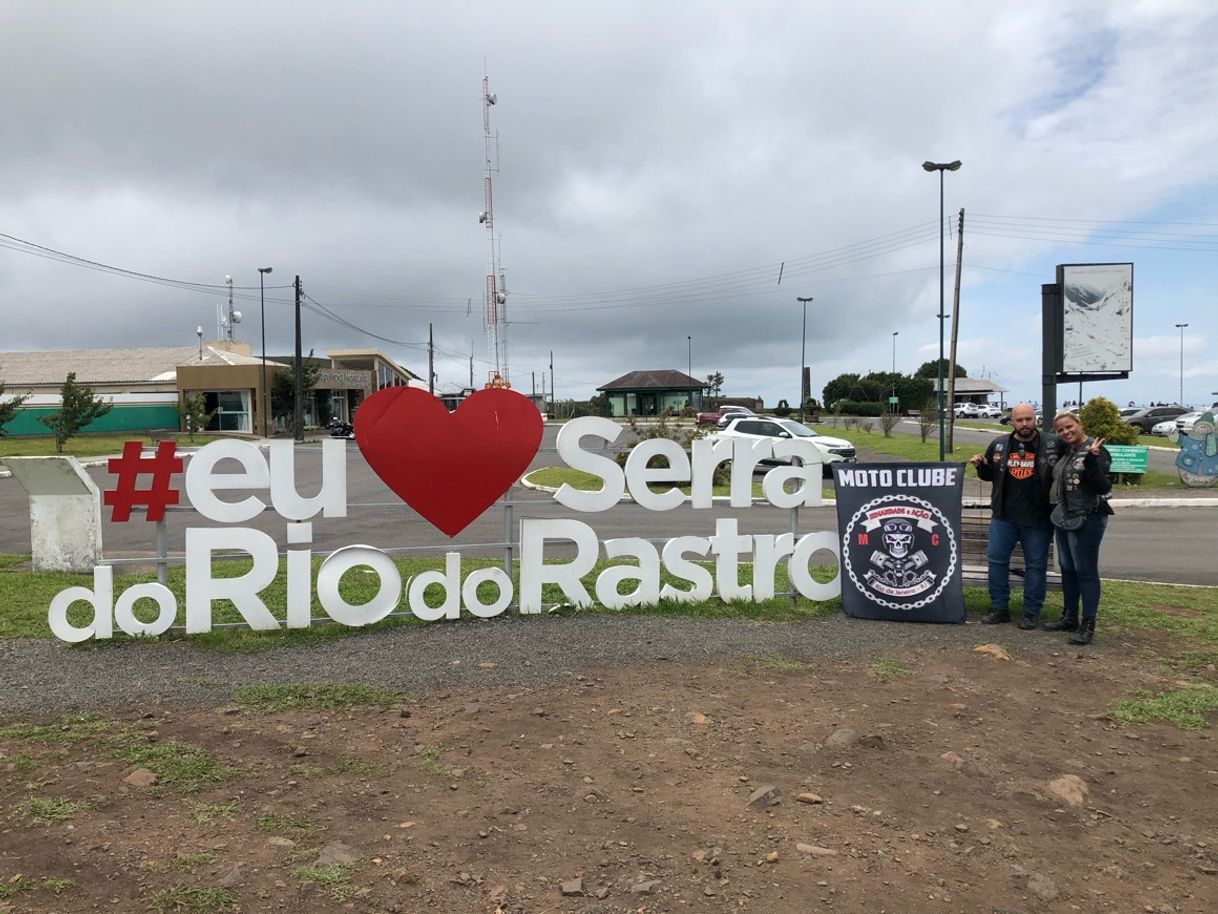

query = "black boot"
[1068,618,1095,645]
[1018,613,1039,630]
[1042,609,1079,632]
[981,608,1011,624]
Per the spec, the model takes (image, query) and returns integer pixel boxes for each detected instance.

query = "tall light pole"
[922,160,962,460]
[1175,322,1188,406]
[258,267,273,437]
[891,330,899,411]
[687,335,693,407]
[797,296,813,422]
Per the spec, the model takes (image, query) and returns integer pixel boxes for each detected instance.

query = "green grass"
[4,754,39,775]
[187,800,238,825]
[0,713,109,744]
[3,554,1216,655]
[870,658,912,682]
[168,852,219,871]
[729,654,807,675]
[0,433,235,459]
[331,755,377,776]
[233,683,405,712]
[1109,685,1218,730]
[23,796,89,825]
[255,811,318,837]
[112,740,233,792]
[0,552,842,646]
[292,864,355,902]
[146,885,236,914]
[417,745,450,777]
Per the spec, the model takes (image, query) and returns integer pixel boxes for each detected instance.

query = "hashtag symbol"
[104,441,184,522]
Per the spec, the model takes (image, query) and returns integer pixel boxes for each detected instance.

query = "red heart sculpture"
[354,387,543,537]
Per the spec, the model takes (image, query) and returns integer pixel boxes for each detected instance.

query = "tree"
[917,397,938,444]
[271,355,321,435]
[180,392,216,442]
[40,372,112,453]
[704,371,725,404]
[0,381,30,436]
[914,359,968,380]
[822,373,884,409]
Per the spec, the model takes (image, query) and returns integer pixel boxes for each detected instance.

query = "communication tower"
[478,74,510,387]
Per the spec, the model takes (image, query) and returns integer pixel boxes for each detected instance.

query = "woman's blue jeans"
[1055,513,1108,621]
[986,518,1052,617]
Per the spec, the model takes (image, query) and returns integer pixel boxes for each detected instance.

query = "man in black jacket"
[968,403,1055,628]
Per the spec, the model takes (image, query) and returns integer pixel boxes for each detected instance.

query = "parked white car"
[712,416,856,476]
[1150,418,1178,437]
[1176,412,1204,436]
[953,402,1001,419]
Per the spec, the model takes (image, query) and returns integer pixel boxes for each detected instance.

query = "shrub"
[1078,397,1140,445]
[773,399,792,418]
[834,400,885,417]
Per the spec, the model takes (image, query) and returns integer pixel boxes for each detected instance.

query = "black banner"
[831,462,966,623]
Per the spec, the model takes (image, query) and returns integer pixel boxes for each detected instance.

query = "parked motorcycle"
[327,417,355,439]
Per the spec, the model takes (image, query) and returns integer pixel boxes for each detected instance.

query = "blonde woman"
[1045,411,1114,644]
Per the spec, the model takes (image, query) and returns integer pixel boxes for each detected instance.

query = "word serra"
[49,416,843,642]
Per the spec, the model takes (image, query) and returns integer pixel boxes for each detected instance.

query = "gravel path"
[0,612,1074,717]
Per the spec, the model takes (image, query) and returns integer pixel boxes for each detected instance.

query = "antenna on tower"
[479,71,510,388]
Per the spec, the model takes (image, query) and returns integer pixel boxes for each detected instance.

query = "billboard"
[1058,263,1133,374]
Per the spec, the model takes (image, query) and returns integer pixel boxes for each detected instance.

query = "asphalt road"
[1,427,1215,587]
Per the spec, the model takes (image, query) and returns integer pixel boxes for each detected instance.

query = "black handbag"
[1051,502,1086,531]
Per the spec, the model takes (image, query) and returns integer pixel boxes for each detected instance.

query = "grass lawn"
[0,433,236,459]
[1,551,1215,654]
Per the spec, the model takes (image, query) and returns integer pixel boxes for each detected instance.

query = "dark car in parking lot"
[1122,405,1190,433]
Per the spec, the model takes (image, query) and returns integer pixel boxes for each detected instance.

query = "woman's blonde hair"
[1052,410,1081,429]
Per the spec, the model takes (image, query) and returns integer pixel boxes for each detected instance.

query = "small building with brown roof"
[596,370,706,418]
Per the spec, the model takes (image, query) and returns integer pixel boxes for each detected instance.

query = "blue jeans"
[1056,513,1108,621]
[986,517,1052,617]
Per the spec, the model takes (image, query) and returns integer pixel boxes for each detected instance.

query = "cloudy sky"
[2,1,1216,409]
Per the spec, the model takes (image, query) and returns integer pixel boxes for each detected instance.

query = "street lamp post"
[258,267,273,438]
[1175,322,1188,406]
[687,335,693,408]
[891,330,899,410]
[922,160,961,461]
[797,296,813,422]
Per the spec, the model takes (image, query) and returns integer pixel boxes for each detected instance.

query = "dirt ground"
[2,634,1217,914]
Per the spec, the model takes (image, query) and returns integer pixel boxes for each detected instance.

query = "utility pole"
[946,208,965,453]
[549,350,555,419]
[531,370,536,405]
[797,296,813,422]
[469,354,474,389]
[428,323,435,395]
[293,275,303,442]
